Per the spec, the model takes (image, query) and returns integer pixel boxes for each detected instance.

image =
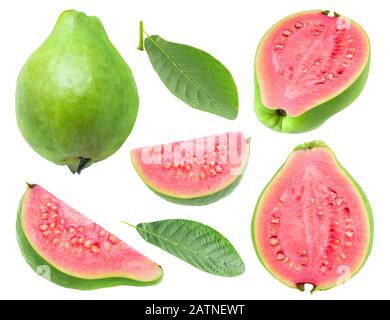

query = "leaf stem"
[137,21,144,51]
[122,220,138,229]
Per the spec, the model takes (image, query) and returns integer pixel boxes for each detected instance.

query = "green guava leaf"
[143,35,239,119]
[125,219,245,277]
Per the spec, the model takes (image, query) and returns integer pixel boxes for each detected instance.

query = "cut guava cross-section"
[259,11,368,115]
[252,141,373,291]
[254,10,370,133]
[17,184,163,289]
[131,132,250,205]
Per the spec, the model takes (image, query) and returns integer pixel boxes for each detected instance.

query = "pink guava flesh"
[253,147,371,290]
[21,185,162,281]
[256,11,370,116]
[131,132,249,198]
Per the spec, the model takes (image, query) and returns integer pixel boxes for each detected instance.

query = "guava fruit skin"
[16,10,139,173]
[16,187,163,290]
[254,63,370,133]
[132,160,248,206]
[254,11,371,133]
[251,141,373,292]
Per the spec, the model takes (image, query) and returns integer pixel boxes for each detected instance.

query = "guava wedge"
[16,10,139,173]
[17,184,163,289]
[131,132,250,205]
[254,10,370,133]
[252,141,373,292]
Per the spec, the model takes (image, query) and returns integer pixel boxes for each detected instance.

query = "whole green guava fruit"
[16,10,139,173]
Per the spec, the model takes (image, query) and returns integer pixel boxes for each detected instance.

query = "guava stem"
[64,157,91,174]
[137,21,144,51]
[321,10,341,18]
[77,157,91,174]
[26,182,35,189]
[277,109,287,117]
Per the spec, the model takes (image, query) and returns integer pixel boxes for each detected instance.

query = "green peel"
[16,10,139,173]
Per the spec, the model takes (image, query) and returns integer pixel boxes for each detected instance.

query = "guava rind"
[135,166,247,206]
[251,141,373,291]
[254,11,371,133]
[16,190,163,290]
[15,10,139,173]
[131,141,250,206]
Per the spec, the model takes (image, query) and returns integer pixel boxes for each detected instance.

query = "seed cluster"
[272,18,357,86]
[38,199,119,254]
[273,20,325,52]
[314,28,356,86]
[319,188,354,274]
[155,143,230,180]
[267,185,355,275]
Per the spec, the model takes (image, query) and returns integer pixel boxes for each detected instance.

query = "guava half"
[254,10,370,133]
[252,141,373,292]
[17,184,162,290]
[131,132,250,205]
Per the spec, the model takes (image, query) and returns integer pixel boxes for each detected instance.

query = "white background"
[0,0,388,300]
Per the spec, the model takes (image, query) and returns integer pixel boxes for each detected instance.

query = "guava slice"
[254,10,370,133]
[131,132,250,205]
[252,141,373,291]
[17,184,163,290]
